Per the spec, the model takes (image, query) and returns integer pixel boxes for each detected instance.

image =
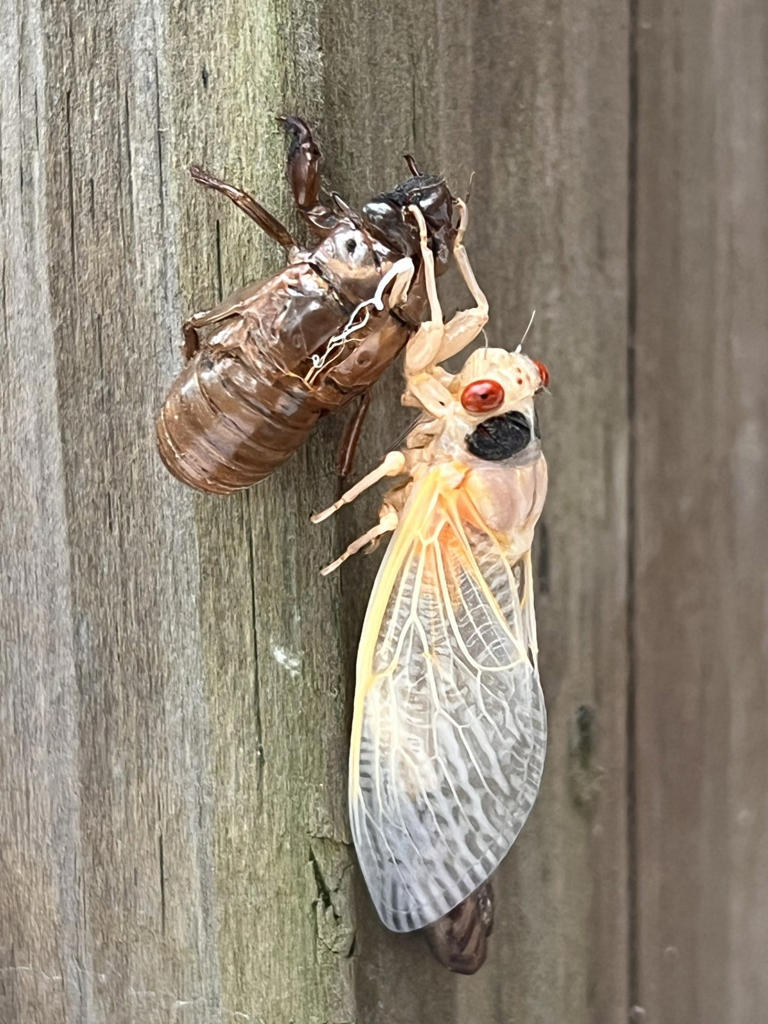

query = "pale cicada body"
[313,204,549,961]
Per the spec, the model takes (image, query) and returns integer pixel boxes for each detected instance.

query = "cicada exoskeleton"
[156,117,459,493]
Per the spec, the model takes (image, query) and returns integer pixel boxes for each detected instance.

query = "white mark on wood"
[271,643,301,678]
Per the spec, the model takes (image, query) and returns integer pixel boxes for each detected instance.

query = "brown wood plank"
[338,2,631,1022]
[2,1,629,1022]
[1,11,82,1024]
[633,2,768,1021]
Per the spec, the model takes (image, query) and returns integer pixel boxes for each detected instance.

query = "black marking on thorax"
[465,410,532,461]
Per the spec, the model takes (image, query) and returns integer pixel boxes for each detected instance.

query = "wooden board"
[21,0,768,1019]
[633,2,768,1021]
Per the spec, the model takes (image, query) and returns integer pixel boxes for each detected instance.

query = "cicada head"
[455,347,548,404]
[362,175,458,272]
[429,348,548,463]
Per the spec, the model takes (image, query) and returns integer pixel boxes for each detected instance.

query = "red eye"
[532,360,550,389]
[460,379,505,413]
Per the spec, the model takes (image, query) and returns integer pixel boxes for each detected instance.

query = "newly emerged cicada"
[313,209,548,965]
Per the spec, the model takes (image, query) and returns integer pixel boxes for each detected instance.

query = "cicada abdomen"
[423,882,494,975]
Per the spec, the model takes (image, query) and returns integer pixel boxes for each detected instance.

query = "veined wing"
[350,465,547,932]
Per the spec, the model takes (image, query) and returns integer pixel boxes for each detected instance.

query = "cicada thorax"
[460,457,548,549]
[156,256,428,495]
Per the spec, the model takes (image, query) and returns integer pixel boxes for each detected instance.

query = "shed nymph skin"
[156,116,463,493]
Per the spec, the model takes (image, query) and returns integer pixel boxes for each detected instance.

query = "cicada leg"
[400,371,453,417]
[402,205,444,378]
[279,115,347,238]
[403,153,423,176]
[189,166,296,250]
[335,392,372,479]
[438,197,490,360]
[319,507,399,576]
[310,451,406,524]
[404,198,489,377]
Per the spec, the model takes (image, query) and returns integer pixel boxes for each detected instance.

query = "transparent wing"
[350,470,547,932]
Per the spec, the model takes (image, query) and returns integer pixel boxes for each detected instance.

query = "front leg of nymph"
[189,165,297,250]
[335,392,371,478]
[279,116,344,238]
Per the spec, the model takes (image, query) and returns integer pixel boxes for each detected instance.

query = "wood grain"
[334,2,631,1022]
[2,0,763,1021]
[633,2,768,1022]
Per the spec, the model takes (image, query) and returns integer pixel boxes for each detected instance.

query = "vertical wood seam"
[626,0,640,1012]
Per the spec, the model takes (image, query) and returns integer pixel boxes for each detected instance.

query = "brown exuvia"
[156,116,459,494]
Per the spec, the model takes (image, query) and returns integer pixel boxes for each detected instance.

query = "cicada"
[156,117,459,493]
[313,210,548,949]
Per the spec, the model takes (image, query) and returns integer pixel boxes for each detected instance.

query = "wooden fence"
[1,0,766,1021]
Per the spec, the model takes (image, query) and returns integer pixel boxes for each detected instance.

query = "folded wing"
[350,469,547,931]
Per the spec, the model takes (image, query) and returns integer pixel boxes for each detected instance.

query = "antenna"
[404,154,422,176]
[514,309,536,353]
[465,170,476,205]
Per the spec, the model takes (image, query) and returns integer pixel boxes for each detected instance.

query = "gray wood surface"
[0,1,764,1023]
[633,2,768,1022]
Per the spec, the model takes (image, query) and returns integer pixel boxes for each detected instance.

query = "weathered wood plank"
[341,2,631,1022]
[1,8,82,1024]
[633,2,768,1021]
[2,1,628,1023]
